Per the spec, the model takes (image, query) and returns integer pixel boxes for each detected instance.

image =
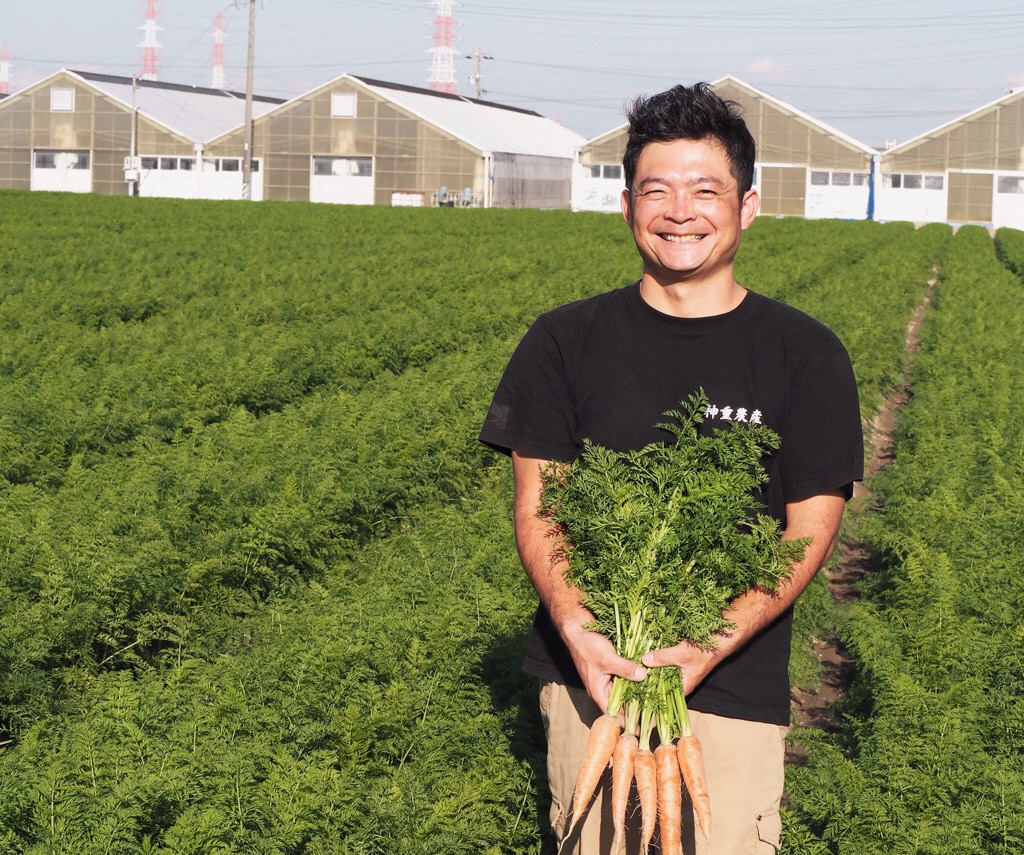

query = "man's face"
[621,137,759,287]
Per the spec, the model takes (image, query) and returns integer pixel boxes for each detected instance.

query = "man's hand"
[562,622,647,713]
[641,638,719,695]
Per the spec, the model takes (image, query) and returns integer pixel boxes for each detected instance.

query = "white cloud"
[744,58,793,79]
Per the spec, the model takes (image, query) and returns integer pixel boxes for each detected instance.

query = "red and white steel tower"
[211,12,226,89]
[427,0,458,94]
[138,0,162,81]
[0,44,11,96]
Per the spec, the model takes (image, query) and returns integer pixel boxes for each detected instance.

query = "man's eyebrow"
[635,174,730,191]
[634,177,668,191]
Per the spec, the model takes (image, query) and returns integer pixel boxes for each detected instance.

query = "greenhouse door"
[31,150,92,193]
[310,156,374,204]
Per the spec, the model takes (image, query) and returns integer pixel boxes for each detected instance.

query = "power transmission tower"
[138,0,162,81]
[211,12,226,89]
[0,44,11,95]
[427,0,458,94]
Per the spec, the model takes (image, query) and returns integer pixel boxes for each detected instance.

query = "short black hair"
[622,82,756,197]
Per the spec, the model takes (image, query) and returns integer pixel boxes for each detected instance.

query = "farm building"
[0,69,284,199]
[573,75,878,221]
[0,69,585,208]
[204,74,585,208]
[876,86,1024,230]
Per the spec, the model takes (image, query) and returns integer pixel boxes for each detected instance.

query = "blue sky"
[4,0,1023,147]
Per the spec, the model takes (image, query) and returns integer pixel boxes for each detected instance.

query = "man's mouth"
[662,234,705,243]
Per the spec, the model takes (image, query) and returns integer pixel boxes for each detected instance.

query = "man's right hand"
[561,622,647,713]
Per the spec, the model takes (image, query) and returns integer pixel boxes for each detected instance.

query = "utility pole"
[466,48,492,99]
[124,74,140,196]
[241,0,256,201]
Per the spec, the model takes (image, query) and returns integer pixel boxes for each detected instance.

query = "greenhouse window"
[50,88,75,112]
[331,93,357,118]
[997,176,1024,194]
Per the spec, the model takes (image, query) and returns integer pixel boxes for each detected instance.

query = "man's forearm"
[511,452,591,635]
[511,450,647,710]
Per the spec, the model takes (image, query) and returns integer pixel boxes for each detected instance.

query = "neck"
[639,273,747,319]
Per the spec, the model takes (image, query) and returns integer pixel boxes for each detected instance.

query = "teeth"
[663,234,704,242]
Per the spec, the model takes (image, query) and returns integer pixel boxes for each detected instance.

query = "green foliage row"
[994,225,1024,280]
[784,227,1024,853]
[0,190,971,851]
[0,468,543,854]
[0,194,634,490]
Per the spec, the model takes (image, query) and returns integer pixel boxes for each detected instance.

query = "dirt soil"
[787,282,934,758]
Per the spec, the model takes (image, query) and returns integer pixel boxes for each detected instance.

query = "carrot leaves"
[541,389,808,733]
[542,390,805,650]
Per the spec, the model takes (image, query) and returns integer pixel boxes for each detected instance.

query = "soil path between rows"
[787,277,936,757]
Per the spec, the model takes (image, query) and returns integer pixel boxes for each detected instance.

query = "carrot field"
[0,190,1020,853]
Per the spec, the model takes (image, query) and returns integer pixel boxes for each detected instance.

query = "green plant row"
[994,226,1024,280]
[0,348,503,733]
[0,466,545,854]
[0,194,635,491]
[784,226,1024,854]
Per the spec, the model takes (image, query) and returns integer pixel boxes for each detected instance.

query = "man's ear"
[740,188,760,230]
[620,187,633,227]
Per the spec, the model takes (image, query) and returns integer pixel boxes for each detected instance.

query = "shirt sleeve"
[777,345,864,502]
[478,315,580,462]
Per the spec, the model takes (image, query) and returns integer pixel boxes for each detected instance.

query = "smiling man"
[480,83,863,855]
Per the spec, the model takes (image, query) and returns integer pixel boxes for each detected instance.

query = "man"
[479,83,862,854]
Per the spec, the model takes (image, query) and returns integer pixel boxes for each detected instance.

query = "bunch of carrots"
[540,392,808,854]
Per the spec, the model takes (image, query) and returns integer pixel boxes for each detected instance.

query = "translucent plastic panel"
[583,135,627,165]
[759,166,806,216]
[947,172,993,222]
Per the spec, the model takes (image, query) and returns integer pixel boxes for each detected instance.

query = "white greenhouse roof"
[581,76,876,156]
[351,76,586,159]
[883,85,1024,155]
[67,70,284,144]
[714,76,877,155]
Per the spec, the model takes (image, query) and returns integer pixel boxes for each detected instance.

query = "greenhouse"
[877,86,1024,229]
[573,76,877,220]
[0,69,584,208]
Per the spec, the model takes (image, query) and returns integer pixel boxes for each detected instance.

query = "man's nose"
[666,191,695,221]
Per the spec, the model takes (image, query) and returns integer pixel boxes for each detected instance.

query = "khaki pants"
[540,681,788,854]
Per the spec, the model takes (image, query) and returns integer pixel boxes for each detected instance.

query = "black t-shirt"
[479,283,863,725]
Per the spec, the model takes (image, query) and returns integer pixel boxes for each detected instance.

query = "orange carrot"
[564,713,621,839]
[609,731,638,854]
[632,747,658,852]
[676,734,712,843]
[655,742,683,855]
